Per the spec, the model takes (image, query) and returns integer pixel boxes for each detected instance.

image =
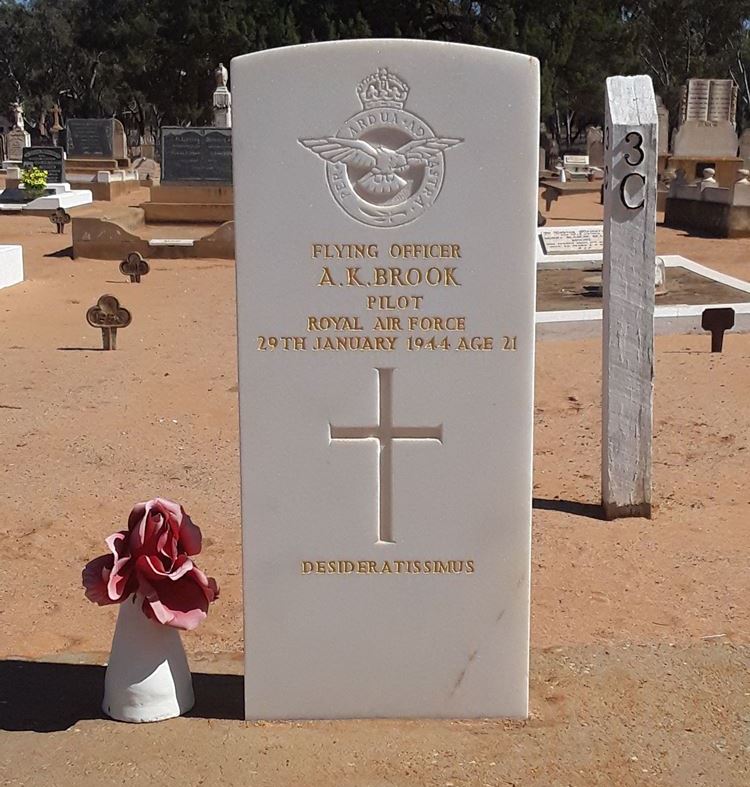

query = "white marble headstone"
[5,128,30,162]
[232,40,538,720]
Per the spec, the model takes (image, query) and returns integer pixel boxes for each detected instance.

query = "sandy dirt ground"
[0,191,749,785]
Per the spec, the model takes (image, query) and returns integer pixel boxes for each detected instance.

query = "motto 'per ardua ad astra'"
[82,498,219,630]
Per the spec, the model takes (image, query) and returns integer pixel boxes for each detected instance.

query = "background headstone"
[586,126,604,167]
[233,40,538,720]
[5,128,30,162]
[113,119,128,159]
[602,74,657,520]
[160,127,232,184]
[656,94,669,156]
[740,128,750,168]
[50,104,64,146]
[141,130,156,160]
[706,80,736,122]
[66,118,115,158]
[673,79,739,157]
[22,146,65,183]
[682,78,711,121]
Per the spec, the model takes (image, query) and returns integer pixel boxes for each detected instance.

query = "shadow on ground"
[0,660,243,732]
[43,246,74,258]
[532,497,604,520]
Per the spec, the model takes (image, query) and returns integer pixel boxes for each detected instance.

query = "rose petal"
[176,508,202,556]
[138,575,174,626]
[141,571,211,630]
[189,564,219,602]
[127,502,148,551]
[135,553,193,583]
[102,531,134,600]
[153,498,183,520]
[82,554,115,605]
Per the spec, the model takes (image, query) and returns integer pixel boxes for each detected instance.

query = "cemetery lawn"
[0,191,748,786]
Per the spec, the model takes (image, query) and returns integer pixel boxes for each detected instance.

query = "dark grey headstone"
[161,127,232,184]
[22,147,65,183]
[66,118,114,158]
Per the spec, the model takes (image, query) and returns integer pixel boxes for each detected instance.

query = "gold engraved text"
[301,559,475,575]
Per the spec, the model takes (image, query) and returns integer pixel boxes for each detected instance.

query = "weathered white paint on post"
[602,75,657,520]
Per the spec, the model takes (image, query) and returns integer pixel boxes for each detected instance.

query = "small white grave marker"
[232,40,538,720]
[602,75,657,519]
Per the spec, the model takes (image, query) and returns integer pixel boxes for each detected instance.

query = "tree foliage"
[0,0,748,144]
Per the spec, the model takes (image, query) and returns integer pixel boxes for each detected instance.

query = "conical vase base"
[102,595,195,723]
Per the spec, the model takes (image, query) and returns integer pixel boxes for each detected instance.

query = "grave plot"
[70,205,234,259]
[70,126,235,260]
[536,255,750,338]
[142,127,233,224]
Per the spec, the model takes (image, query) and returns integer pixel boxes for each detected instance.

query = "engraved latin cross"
[329,367,443,544]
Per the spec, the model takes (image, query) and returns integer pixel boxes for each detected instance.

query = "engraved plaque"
[685,79,710,121]
[22,147,65,183]
[707,80,734,122]
[161,127,232,184]
[540,225,603,255]
[233,41,538,720]
[66,119,114,158]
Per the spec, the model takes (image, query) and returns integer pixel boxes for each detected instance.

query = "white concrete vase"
[102,594,195,722]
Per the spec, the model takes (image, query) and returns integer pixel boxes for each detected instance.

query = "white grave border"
[535,255,750,338]
[0,245,23,290]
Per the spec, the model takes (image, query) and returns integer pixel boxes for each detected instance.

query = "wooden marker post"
[602,76,657,520]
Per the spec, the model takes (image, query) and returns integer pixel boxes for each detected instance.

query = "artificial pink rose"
[82,498,219,631]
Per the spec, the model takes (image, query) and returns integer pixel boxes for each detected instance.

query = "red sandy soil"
[0,191,748,786]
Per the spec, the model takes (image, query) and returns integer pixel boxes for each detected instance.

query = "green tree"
[623,0,750,126]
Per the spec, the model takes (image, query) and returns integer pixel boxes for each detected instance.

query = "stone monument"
[64,118,139,200]
[212,63,232,127]
[233,40,538,720]
[670,79,741,185]
[656,94,669,158]
[740,128,750,169]
[142,127,233,223]
[586,125,604,167]
[50,104,64,146]
[4,101,30,165]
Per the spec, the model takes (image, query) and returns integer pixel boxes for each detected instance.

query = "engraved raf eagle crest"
[299,67,463,228]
